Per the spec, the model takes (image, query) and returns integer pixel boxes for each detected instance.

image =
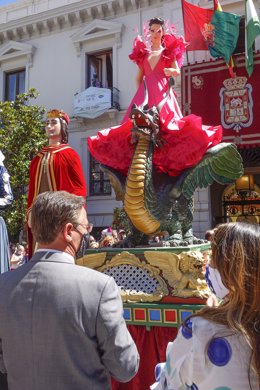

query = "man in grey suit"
[0,191,139,390]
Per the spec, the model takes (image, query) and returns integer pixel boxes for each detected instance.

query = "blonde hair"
[190,222,260,385]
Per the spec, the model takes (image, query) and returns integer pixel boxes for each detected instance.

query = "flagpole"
[181,0,189,64]
[245,0,248,64]
[186,51,189,64]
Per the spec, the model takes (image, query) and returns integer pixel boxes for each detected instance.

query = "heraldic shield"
[220,76,253,131]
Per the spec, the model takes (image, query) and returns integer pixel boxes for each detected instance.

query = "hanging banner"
[181,52,260,148]
[73,87,112,119]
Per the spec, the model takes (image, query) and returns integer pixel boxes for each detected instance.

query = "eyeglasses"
[76,223,93,233]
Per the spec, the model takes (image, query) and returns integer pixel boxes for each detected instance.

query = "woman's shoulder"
[128,35,149,66]
[185,316,231,341]
[162,33,188,67]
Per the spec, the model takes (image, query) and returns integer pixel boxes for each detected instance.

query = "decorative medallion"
[192,75,204,90]
[219,76,253,132]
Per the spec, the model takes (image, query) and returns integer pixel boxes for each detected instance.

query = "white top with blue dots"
[151,316,259,390]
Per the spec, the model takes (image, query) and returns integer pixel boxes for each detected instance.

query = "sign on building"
[73,87,112,119]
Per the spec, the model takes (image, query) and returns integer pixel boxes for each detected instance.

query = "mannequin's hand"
[164,68,180,77]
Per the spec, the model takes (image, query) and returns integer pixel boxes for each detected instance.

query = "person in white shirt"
[151,222,260,390]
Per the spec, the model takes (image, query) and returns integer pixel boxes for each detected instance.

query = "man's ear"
[63,223,73,243]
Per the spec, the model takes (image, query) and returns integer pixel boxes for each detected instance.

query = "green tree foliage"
[0,89,46,241]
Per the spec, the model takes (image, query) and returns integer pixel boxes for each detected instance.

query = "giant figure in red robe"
[27,109,87,258]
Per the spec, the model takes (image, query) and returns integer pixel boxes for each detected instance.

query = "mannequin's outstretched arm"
[164,60,180,77]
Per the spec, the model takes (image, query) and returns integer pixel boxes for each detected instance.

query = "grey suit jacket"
[0,251,139,389]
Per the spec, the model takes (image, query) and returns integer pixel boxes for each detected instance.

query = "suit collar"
[31,250,75,264]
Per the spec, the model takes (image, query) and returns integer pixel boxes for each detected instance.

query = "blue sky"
[0,0,18,5]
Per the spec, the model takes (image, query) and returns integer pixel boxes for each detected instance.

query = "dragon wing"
[144,250,183,282]
[181,143,243,199]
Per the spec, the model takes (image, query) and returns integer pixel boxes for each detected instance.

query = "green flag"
[205,10,240,65]
[245,0,260,77]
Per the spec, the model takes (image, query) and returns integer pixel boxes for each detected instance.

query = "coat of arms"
[219,76,253,131]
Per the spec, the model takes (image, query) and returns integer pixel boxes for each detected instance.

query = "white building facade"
[0,0,257,237]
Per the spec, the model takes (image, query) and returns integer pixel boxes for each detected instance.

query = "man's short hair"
[31,191,86,244]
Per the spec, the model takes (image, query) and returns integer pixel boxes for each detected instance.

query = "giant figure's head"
[148,17,165,46]
[46,109,70,144]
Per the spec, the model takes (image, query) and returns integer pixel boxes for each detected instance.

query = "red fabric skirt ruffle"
[87,113,222,177]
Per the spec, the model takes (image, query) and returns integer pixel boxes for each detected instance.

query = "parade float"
[77,78,243,389]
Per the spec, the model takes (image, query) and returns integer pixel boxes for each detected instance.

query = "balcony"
[73,86,120,120]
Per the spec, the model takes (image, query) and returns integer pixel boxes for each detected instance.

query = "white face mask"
[205,264,229,299]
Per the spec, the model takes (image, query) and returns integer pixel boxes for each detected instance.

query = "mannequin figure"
[27,109,87,258]
[88,17,222,178]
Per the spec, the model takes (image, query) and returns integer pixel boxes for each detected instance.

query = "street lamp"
[235,174,254,198]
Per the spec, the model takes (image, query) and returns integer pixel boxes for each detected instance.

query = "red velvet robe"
[27,144,87,258]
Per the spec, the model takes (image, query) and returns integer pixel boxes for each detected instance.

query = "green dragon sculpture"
[100,78,243,247]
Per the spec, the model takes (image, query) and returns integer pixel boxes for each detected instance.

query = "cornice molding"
[0,0,163,44]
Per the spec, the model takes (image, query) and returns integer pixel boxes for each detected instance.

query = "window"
[89,155,112,196]
[5,69,25,101]
[86,50,120,109]
[71,19,122,110]
[86,50,113,89]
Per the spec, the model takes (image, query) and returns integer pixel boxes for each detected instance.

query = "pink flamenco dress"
[87,33,222,177]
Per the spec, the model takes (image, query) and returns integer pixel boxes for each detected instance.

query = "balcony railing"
[73,86,120,119]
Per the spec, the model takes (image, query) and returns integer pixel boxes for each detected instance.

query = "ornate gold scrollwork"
[98,251,168,303]
[76,252,107,268]
[76,249,211,301]
[144,250,210,299]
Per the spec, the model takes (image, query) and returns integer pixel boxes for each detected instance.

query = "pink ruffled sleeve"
[128,35,148,68]
[162,33,188,68]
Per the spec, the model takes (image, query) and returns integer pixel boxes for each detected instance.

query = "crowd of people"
[89,227,127,249]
